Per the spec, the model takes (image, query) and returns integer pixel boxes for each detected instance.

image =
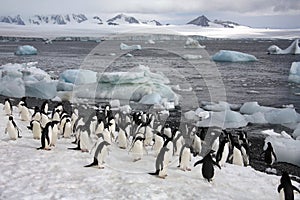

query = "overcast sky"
[1,0,300,28]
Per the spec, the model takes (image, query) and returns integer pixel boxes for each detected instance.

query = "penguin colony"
[2,97,300,199]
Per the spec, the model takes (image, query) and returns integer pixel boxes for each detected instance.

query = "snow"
[184,37,205,48]
[212,50,258,62]
[288,62,300,84]
[15,45,37,55]
[0,104,299,200]
[0,62,57,99]
[268,39,300,54]
[262,129,300,167]
[120,43,142,50]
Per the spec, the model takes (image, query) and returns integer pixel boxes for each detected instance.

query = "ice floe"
[120,43,142,50]
[288,62,300,84]
[184,37,205,49]
[268,39,300,55]
[212,50,258,62]
[15,45,37,55]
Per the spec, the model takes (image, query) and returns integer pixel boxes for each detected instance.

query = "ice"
[0,62,57,99]
[288,62,300,84]
[184,37,205,48]
[267,39,300,55]
[197,110,248,128]
[292,124,300,139]
[139,93,162,105]
[183,54,202,60]
[184,110,199,121]
[195,108,210,119]
[212,50,258,62]
[109,99,120,108]
[264,107,300,125]
[244,112,268,124]
[15,45,37,55]
[240,102,274,115]
[203,101,231,112]
[59,69,97,85]
[120,43,142,50]
[263,129,300,167]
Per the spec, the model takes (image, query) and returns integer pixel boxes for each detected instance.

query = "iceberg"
[212,50,257,62]
[267,39,300,55]
[59,69,97,85]
[120,43,141,50]
[244,112,268,124]
[15,45,38,55]
[288,62,300,84]
[139,93,162,105]
[264,107,300,125]
[184,38,205,49]
[183,54,202,60]
[240,102,274,115]
[184,110,200,121]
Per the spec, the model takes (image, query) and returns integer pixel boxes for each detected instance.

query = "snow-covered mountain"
[142,20,162,26]
[0,15,25,25]
[106,14,140,25]
[187,15,241,28]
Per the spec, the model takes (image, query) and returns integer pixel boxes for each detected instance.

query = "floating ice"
[184,110,199,121]
[195,108,210,119]
[0,62,57,99]
[109,99,120,108]
[263,129,300,167]
[139,93,161,105]
[15,45,37,55]
[212,50,257,62]
[203,101,231,112]
[292,124,300,139]
[183,54,202,60]
[244,112,268,124]
[59,69,97,85]
[267,39,300,55]
[197,110,248,128]
[120,43,141,50]
[240,102,274,115]
[264,107,300,125]
[184,38,205,49]
[288,62,300,84]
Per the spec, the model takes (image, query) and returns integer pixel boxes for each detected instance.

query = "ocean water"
[0,39,300,111]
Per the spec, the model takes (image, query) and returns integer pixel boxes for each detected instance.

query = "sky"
[1,0,300,28]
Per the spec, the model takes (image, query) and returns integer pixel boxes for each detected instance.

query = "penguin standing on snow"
[84,141,110,169]
[5,116,21,140]
[277,171,300,200]
[19,103,31,122]
[130,136,145,162]
[41,100,49,115]
[216,136,230,167]
[194,150,221,182]
[50,121,60,147]
[37,122,52,150]
[30,120,42,139]
[3,98,13,116]
[153,132,165,156]
[178,144,192,171]
[149,146,170,179]
[261,142,277,167]
[116,127,128,149]
[18,97,27,113]
[31,106,41,121]
[62,118,72,138]
[231,142,244,167]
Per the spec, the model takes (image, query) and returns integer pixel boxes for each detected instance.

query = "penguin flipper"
[293,185,300,194]
[84,158,98,167]
[194,159,203,167]
[277,184,283,193]
[148,170,159,176]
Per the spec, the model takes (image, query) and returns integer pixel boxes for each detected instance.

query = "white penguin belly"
[132,140,143,161]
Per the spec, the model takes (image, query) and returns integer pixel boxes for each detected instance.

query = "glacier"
[267,39,300,55]
[212,50,257,62]
[15,45,37,55]
[288,62,300,84]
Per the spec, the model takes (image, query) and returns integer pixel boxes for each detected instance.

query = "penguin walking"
[277,171,300,200]
[194,151,221,182]
[261,142,277,167]
[30,120,42,140]
[178,144,192,171]
[149,146,170,179]
[62,119,72,138]
[116,127,128,149]
[37,122,52,150]
[5,116,21,140]
[3,98,13,116]
[130,136,145,162]
[153,132,165,156]
[85,141,110,169]
[216,137,230,167]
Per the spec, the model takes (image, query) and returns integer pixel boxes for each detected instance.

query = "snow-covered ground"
[0,103,299,200]
[0,23,300,39]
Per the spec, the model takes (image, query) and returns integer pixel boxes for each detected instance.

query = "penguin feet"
[98,165,105,169]
[81,149,89,153]
[133,158,141,162]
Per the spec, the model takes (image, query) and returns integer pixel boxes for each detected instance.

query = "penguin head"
[34,106,40,112]
[267,142,272,149]
[280,171,291,185]
[9,116,13,121]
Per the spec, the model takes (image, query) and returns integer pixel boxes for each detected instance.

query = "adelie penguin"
[85,141,110,169]
[149,146,170,179]
[216,136,230,167]
[178,144,192,171]
[5,116,21,140]
[277,171,300,200]
[19,103,31,122]
[261,142,277,167]
[3,98,13,116]
[129,136,145,162]
[194,150,221,182]
[31,106,41,122]
[37,122,52,150]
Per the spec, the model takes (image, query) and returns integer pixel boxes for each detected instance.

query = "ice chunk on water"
[240,102,274,115]
[139,93,161,105]
[264,107,300,125]
[25,80,58,99]
[184,110,199,121]
[59,69,97,85]
[288,62,300,84]
[197,110,248,128]
[212,50,257,62]
[183,54,202,60]
[184,37,205,49]
[244,112,268,124]
[120,43,142,50]
[0,77,25,97]
[267,39,300,55]
[15,45,37,55]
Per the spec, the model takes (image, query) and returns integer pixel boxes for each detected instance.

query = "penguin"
[116,127,128,149]
[277,171,300,200]
[84,141,110,168]
[178,144,192,171]
[95,118,105,136]
[50,121,59,147]
[163,125,172,139]
[130,136,145,162]
[144,124,154,146]
[5,116,21,140]
[240,138,250,166]
[3,98,12,116]
[31,120,42,140]
[18,97,27,113]
[153,132,165,156]
[37,122,52,150]
[164,137,174,163]
[62,118,72,138]
[19,103,31,121]
[52,109,61,122]
[98,124,112,144]
[70,108,79,132]
[261,142,277,167]
[192,132,202,157]
[108,117,116,139]
[231,142,244,167]
[216,136,230,167]
[40,111,50,128]
[31,106,41,121]
[149,146,170,178]
[194,151,221,182]
[80,130,91,152]
[41,100,49,115]
[173,130,184,156]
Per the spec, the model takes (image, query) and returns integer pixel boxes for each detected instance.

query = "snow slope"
[0,103,299,200]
